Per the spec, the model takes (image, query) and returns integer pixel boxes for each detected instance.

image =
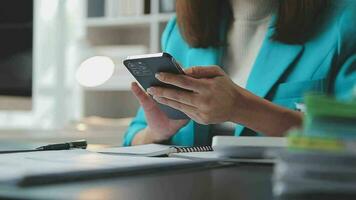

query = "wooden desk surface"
[0,163,273,200]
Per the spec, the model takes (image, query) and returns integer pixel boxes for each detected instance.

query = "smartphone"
[123,52,189,119]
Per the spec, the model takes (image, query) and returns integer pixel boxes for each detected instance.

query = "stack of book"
[160,0,176,13]
[87,0,146,18]
[106,0,144,17]
[273,94,356,200]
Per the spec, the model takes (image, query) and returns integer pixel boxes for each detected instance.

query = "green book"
[288,131,344,152]
[305,94,356,119]
[304,94,356,136]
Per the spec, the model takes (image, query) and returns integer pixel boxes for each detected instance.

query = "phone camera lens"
[133,70,141,75]
[128,61,152,76]
[128,62,135,68]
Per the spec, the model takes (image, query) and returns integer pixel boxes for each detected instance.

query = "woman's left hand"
[147,66,245,125]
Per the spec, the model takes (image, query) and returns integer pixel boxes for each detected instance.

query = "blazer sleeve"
[122,107,147,146]
[333,3,356,99]
[122,17,195,146]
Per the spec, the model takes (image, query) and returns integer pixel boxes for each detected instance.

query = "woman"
[123,0,356,146]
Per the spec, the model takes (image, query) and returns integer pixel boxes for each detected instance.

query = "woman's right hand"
[130,82,188,145]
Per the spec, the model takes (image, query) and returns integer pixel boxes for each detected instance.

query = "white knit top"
[225,0,277,88]
[212,0,277,136]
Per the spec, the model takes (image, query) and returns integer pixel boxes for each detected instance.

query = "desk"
[0,163,273,200]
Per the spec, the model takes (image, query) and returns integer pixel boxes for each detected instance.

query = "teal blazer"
[123,1,356,146]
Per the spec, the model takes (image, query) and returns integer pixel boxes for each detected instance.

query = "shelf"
[156,13,175,22]
[86,13,174,28]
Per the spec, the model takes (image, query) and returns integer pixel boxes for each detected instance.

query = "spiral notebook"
[98,136,286,158]
[97,144,213,157]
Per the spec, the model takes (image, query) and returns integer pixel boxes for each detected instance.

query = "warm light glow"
[76,56,115,87]
[76,123,88,132]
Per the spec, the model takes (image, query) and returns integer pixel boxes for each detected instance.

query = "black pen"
[0,140,87,154]
[36,140,87,150]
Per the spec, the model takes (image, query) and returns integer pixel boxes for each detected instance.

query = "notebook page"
[96,144,172,156]
[171,152,275,163]
[0,149,190,183]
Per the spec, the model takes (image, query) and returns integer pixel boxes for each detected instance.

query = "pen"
[36,140,87,150]
[0,140,88,154]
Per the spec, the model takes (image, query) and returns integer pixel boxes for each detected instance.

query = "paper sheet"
[0,149,189,183]
[96,144,172,155]
[171,152,275,164]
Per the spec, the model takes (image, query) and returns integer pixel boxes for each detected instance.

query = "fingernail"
[153,96,160,101]
[131,82,137,90]
[155,73,161,79]
[147,87,154,94]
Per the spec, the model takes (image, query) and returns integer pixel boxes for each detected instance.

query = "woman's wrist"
[228,86,250,123]
[229,88,303,136]
[132,128,170,145]
[132,128,152,145]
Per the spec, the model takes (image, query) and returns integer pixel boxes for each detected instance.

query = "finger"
[147,87,198,107]
[153,96,198,116]
[153,95,202,123]
[155,73,205,92]
[185,66,225,78]
[131,82,156,110]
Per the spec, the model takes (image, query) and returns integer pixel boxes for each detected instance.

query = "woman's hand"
[147,66,303,136]
[130,82,188,145]
[147,66,244,124]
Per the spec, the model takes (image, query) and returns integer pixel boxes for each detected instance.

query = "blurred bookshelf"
[86,13,174,27]
[76,0,176,119]
[83,0,175,91]
[0,0,175,131]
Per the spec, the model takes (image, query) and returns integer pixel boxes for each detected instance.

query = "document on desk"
[98,144,173,157]
[97,144,275,163]
[97,144,213,157]
[170,152,275,164]
[0,149,213,186]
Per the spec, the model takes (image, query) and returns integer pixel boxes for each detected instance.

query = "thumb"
[131,82,156,111]
[184,66,225,79]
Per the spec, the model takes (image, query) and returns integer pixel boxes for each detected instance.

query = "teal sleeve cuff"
[122,107,147,146]
[122,123,146,147]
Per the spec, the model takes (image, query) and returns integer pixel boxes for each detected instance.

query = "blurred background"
[0,0,175,147]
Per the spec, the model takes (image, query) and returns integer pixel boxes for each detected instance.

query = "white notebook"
[98,136,287,159]
[98,144,213,157]
[212,136,287,158]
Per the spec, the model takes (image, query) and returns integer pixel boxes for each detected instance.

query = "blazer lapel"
[246,24,304,98]
[188,16,304,140]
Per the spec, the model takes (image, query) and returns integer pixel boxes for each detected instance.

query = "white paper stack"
[272,95,356,200]
[273,151,356,199]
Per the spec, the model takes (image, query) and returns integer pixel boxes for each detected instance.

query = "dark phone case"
[123,53,189,119]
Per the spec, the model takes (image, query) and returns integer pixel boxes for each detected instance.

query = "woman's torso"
[211,0,277,136]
